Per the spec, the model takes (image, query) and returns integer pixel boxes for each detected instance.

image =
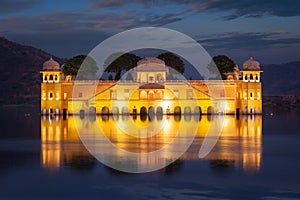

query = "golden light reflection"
[40,116,94,172]
[41,115,262,173]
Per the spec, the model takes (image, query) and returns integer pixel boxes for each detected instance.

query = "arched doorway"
[62,108,67,119]
[194,113,201,121]
[140,106,147,115]
[101,106,109,115]
[156,106,163,115]
[194,106,202,115]
[89,106,96,115]
[207,106,214,115]
[148,106,155,120]
[174,106,181,115]
[112,107,119,115]
[184,106,192,115]
[122,107,129,115]
[79,109,85,118]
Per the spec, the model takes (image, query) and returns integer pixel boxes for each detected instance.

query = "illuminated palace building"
[40,57,262,116]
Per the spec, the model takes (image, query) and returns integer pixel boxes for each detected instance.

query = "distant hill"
[262,62,300,95]
[0,37,65,104]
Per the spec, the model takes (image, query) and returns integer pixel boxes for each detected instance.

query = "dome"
[242,56,260,70]
[137,57,166,72]
[42,57,60,71]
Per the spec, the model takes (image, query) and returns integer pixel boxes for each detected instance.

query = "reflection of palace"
[41,115,262,172]
[40,116,95,171]
[186,115,262,173]
[40,57,262,116]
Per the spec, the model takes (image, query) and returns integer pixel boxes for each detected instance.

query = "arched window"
[244,92,247,100]
[54,75,58,81]
[49,92,53,100]
[49,74,53,81]
[140,91,147,100]
[148,76,154,82]
[157,74,163,82]
[148,91,154,100]
[250,74,253,80]
[156,90,163,99]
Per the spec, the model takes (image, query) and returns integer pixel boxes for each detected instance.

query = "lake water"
[0,106,299,199]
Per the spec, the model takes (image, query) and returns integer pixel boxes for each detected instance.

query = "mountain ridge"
[0,36,65,104]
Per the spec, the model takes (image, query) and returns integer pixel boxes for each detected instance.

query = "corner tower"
[240,57,263,114]
[40,57,62,115]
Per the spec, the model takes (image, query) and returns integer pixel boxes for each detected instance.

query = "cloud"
[187,0,300,19]
[86,0,131,11]
[86,0,182,11]
[0,9,185,34]
[87,0,300,19]
[197,32,300,51]
[0,0,39,14]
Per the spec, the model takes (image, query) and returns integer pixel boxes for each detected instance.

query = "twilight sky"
[1,0,300,65]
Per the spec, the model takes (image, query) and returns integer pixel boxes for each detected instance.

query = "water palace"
[40,57,262,116]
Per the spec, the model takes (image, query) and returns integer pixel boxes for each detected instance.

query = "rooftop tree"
[208,55,236,80]
[62,55,98,80]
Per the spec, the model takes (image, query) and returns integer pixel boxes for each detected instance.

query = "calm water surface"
[0,106,299,200]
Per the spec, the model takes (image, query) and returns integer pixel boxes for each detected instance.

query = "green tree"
[104,52,141,80]
[157,52,185,74]
[208,55,236,80]
[62,55,98,80]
